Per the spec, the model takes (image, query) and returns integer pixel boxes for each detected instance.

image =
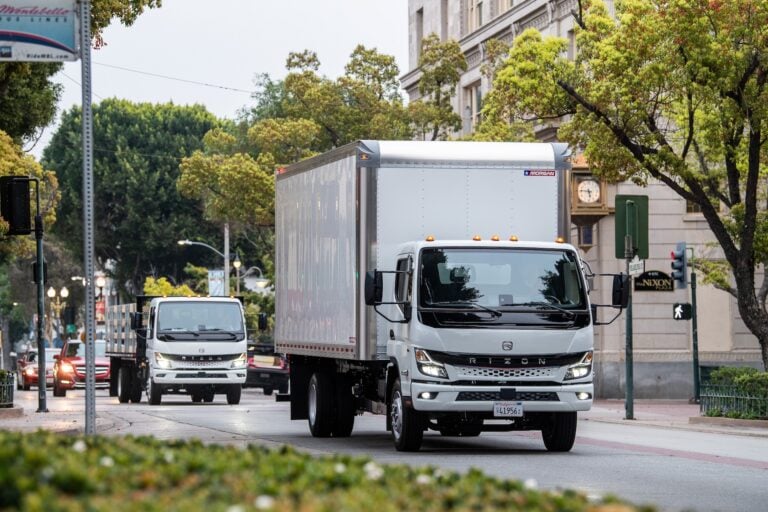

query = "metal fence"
[700,385,768,419]
[0,372,13,408]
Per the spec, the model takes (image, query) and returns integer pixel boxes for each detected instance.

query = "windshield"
[157,301,245,340]
[419,248,586,323]
[45,350,58,362]
[65,342,106,358]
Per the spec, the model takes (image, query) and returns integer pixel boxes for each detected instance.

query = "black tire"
[278,384,289,394]
[333,378,355,437]
[53,381,66,397]
[542,412,577,452]
[117,366,131,404]
[22,379,30,391]
[129,380,143,403]
[148,378,162,405]
[203,391,215,403]
[263,387,273,396]
[109,367,119,397]
[227,385,242,405]
[307,372,334,437]
[390,378,424,452]
[191,393,203,403]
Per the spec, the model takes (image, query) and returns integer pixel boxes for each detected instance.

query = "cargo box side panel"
[275,155,359,358]
[374,165,560,354]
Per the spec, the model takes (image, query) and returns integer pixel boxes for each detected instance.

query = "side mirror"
[612,274,630,308]
[258,312,268,331]
[130,312,141,330]
[365,270,383,306]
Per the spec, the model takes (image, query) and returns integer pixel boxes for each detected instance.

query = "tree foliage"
[43,100,221,296]
[412,34,467,140]
[143,276,196,297]
[484,0,768,368]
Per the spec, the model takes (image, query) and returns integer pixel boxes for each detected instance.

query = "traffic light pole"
[690,264,700,403]
[31,179,47,413]
[624,200,636,421]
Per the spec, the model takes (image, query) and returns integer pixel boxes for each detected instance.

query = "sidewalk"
[585,399,768,438]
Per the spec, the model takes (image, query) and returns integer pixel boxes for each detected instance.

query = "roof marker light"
[472,235,482,241]
[509,235,519,242]
[425,235,435,242]
[555,236,566,243]
[491,235,500,241]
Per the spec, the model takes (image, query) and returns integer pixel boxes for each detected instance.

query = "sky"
[28,0,409,158]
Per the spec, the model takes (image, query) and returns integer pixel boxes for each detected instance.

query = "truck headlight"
[231,353,247,369]
[565,351,593,380]
[414,348,448,379]
[154,353,172,369]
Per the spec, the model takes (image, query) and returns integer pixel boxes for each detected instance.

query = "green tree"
[411,34,467,140]
[484,0,768,368]
[43,100,221,296]
[143,277,196,297]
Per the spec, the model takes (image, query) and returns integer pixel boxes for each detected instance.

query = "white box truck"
[275,140,627,451]
[105,296,248,405]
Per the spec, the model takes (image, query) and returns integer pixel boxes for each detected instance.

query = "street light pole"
[178,226,234,296]
[233,253,242,295]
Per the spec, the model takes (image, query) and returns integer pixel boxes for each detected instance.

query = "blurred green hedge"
[0,431,653,512]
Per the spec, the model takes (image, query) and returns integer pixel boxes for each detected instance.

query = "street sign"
[614,195,649,259]
[628,255,644,276]
[208,269,225,296]
[673,303,692,320]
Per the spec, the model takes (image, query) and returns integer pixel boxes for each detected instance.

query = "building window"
[467,0,483,33]
[686,200,702,214]
[416,8,424,58]
[464,82,482,131]
[578,224,594,248]
[496,0,513,14]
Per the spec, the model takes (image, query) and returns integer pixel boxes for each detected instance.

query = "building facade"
[401,0,764,398]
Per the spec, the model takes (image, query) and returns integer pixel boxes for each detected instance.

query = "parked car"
[16,348,58,390]
[53,339,111,397]
[244,340,288,395]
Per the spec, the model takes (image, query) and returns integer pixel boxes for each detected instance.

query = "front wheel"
[307,372,334,437]
[541,412,577,452]
[117,366,131,403]
[390,378,424,452]
[53,380,66,397]
[148,378,162,405]
[227,385,242,405]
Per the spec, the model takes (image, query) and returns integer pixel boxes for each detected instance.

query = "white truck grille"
[455,365,557,379]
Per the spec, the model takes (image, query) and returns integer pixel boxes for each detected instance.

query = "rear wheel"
[191,393,203,403]
[263,387,273,396]
[333,377,355,437]
[117,366,131,403]
[148,378,162,405]
[390,378,423,452]
[307,372,334,437]
[203,390,215,403]
[278,383,289,394]
[227,385,242,405]
[541,412,577,452]
[109,367,119,397]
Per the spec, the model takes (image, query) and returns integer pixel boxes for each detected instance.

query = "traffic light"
[670,241,687,289]
[0,176,32,235]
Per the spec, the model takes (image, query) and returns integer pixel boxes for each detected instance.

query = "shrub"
[707,366,759,386]
[0,431,653,511]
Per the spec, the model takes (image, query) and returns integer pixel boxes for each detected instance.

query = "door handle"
[389,329,395,340]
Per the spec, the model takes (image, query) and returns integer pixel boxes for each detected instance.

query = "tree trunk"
[734,266,768,371]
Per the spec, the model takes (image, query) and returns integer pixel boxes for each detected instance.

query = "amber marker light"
[555,236,566,243]
[491,235,500,241]
[472,235,482,241]
[425,235,435,242]
[509,235,519,242]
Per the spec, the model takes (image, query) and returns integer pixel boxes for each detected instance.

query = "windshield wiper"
[426,301,502,318]
[512,302,576,319]
[158,330,200,340]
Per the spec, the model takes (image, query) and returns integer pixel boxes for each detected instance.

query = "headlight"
[414,348,448,379]
[154,353,172,369]
[59,362,75,374]
[231,353,247,369]
[25,367,37,375]
[565,351,593,380]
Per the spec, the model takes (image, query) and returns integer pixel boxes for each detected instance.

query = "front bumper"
[410,380,593,413]
[57,372,110,389]
[152,368,246,385]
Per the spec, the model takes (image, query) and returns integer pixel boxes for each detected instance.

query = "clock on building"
[577,178,601,204]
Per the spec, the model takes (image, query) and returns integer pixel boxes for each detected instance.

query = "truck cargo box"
[275,140,570,361]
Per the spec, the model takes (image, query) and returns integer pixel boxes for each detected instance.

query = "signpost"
[628,255,644,276]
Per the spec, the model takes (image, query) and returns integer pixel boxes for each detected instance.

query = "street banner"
[0,1,79,61]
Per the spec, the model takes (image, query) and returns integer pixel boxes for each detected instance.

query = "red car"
[53,340,111,397]
[16,348,58,390]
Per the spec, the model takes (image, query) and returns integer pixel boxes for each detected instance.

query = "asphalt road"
[10,387,768,512]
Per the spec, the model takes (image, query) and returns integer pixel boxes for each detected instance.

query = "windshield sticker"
[524,170,556,176]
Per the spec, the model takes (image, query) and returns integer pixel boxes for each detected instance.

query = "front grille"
[456,391,559,402]
[75,366,109,375]
[175,373,228,378]
[171,360,231,370]
[456,366,556,379]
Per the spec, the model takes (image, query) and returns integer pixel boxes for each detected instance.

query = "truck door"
[390,255,413,357]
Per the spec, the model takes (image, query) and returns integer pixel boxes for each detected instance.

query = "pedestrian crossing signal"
[673,303,692,320]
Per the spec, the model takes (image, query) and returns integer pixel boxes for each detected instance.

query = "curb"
[690,416,768,429]
[0,406,24,419]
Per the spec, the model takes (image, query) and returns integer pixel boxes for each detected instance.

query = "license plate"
[494,401,524,417]
[260,373,270,379]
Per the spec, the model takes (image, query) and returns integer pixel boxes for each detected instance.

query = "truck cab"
[376,239,594,450]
